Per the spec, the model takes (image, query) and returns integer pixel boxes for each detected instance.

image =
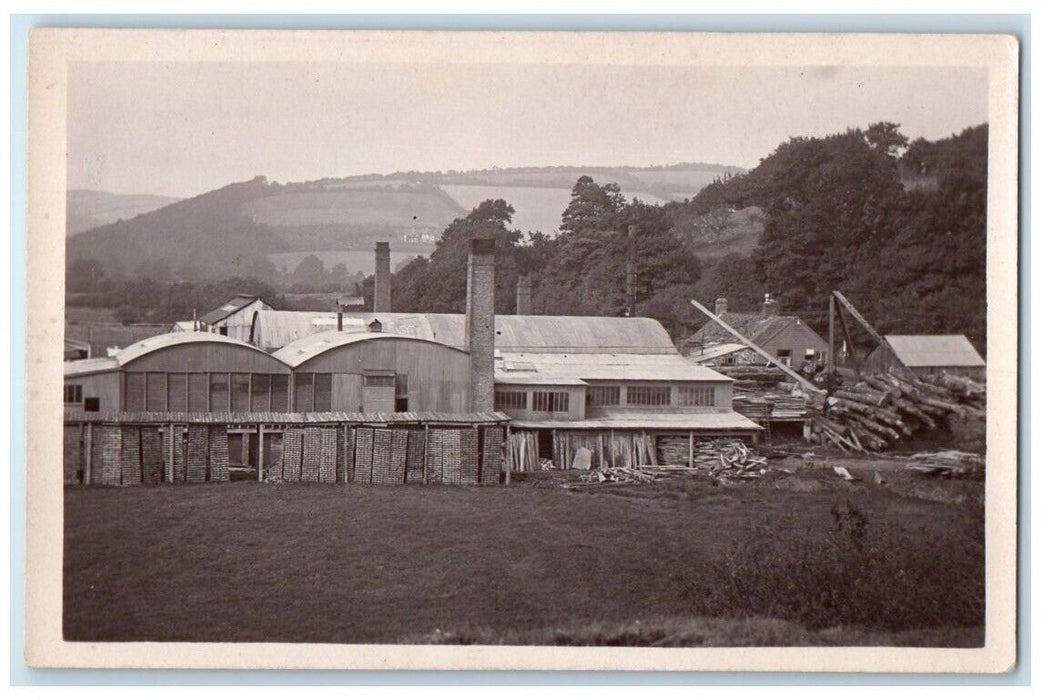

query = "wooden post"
[164,422,174,483]
[834,304,861,381]
[828,294,835,373]
[257,423,265,482]
[832,290,914,378]
[423,423,430,484]
[690,298,822,394]
[504,423,511,485]
[84,422,93,485]
[688,431,694,469]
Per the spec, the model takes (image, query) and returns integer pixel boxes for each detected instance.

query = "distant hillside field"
[242,189,465,228]
[268,249,426,276]
[67,189,181,236]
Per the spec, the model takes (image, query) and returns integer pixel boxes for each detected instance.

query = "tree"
[864,121,909,158]
[559,176,626,235]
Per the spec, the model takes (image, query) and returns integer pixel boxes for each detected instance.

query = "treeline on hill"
[384,121,987,350]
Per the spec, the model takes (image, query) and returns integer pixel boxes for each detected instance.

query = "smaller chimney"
[516,274,532,315]
[762,292,779,317]
[368,318,382,333]
[373,241,391,313]
[714,296,728,316]
[465,234,496,413]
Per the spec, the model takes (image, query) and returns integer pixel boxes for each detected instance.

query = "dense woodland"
[68,122,988,353]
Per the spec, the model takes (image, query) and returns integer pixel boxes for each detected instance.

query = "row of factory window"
[493,384,717,412]
[110,372,409,413]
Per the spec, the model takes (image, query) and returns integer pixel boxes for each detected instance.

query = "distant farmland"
[268,249,427,275]
[243,189,464,228]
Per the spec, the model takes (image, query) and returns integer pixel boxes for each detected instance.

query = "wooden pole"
[84,422,93,485]
[165,423,175,483]
[689,298,822,394]
[688,431,694,469]
[423,423,430,484]
[834,303,861,381]
[828,294,835,373]
[832,290,913,377]
[504,424,511,484]
[257,423,265,482]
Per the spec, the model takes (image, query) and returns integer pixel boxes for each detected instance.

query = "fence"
[63,411,508,487]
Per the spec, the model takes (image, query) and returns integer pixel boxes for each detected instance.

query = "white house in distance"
[865,334,985,381]
[198,294,271,342]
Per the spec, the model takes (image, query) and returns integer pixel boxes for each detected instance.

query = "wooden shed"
[865,335,985,380]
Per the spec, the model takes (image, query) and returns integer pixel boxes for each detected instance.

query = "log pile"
[808,371,986,453]
[574,439,769,485]
[904,450,985,479]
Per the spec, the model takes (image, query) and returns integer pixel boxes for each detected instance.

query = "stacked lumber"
[731,394,773,423]
[809,371,986,453]
[504,431,539,473]
[716,365,789,384]
[574,439,768,486]
[905,450,985,479]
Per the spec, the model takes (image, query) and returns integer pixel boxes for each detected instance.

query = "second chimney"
[516,274,532,315]
[374,241,391,313]
[465,234,496,413]
[762,292,778,317]
[714,296,728,316]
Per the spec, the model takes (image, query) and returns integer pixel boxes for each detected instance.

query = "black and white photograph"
[24,28,1019,672]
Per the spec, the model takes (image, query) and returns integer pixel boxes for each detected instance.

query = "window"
[394,374,409,412]
[188,373,208,411]
[679,386,715,406]
[167,373,187,412]
[209,372,230,412]
[805,348,817,360]
[64,384,82,404]
[294,373,314,411]
[251,374,271,411]
[124,372,146,411]
[495,390,527,410]
[83,397,100,412]
[776,349,792,366]
[586,385,620,406]
[363,373,395,388]
[532,391,569,412]
[626,385,671,406]
[230,373,250,412]
[314,373,332,411]
[270,375,290,411]
[146,372,166,411]
[218,327,228,336]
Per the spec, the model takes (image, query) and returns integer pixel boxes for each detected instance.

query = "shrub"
[687,499,984,632]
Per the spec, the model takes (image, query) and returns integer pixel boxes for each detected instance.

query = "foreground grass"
[63,466,984,646]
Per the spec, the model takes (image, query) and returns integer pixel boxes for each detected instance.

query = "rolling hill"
[67,163,743,280]
[67,189,182,236]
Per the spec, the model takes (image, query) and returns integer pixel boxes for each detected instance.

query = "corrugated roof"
[509,409,761,431]
[494,352,732,383]
[116,331,288,368]
[63,410,511,425]
[272,330,465,367]
[687,312,802,346]
[64,357,119,377]
[884,335,985,368]
[686,342,748,363]
[250,310,678,355]
[199,294,261,326]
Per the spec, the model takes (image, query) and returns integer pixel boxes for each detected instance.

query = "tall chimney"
[515,274,532,315]
[714,296,728,316]
[465,234,496,413]
[762,292,778,317]
[373,241,391,313]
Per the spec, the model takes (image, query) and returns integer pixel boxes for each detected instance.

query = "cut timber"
[690,298,823,395]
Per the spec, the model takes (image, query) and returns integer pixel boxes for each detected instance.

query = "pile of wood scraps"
[904,450,985,479]
[571,439,770,487]
[809,371,986,453]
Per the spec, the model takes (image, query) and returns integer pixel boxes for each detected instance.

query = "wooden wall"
[494,383,586,421]
[294,337,471,413]
[759,322,829,362]
[64,371,122,413]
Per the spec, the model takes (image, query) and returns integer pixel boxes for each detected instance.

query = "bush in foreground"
[686,499,985,633]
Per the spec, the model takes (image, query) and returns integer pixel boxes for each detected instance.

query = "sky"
[67,62,989,198]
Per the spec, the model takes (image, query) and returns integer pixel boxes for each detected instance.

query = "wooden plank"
[828,294,835,373]
[832,290,913,376]
[689,298,821,393]
[85,423,94,485]
[257,424,265,482]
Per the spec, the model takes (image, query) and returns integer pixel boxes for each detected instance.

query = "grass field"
[63,457,984,646]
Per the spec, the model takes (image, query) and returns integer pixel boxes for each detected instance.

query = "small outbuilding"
[865,335,985,380]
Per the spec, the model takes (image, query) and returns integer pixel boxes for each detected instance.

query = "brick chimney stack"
[762,292,778,317]
[516,274,532,315]
[714,296,728,316]
[465,234,496,413]
[373,241,391,313]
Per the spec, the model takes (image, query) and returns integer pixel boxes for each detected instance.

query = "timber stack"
[807,370,986,453]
